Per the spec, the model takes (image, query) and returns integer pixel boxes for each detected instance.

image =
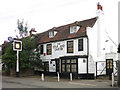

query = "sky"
[0,0,119,45]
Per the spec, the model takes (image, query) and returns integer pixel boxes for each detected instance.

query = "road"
[2,75,119,88]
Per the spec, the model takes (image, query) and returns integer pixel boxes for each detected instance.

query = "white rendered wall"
[40,38,87,61]
[40,38,87,72]
[49,61,56,72]
[78,58,87,74]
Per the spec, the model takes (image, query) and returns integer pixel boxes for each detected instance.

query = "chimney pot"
[97,2,103,11]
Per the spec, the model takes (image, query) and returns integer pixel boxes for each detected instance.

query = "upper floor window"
[47,44,52,55]
[40,45,43,54]
[67,41,73,53]
[49,31,57,38]
[70,26,80,34]
[78,39,83,51]
[49,31,54,38]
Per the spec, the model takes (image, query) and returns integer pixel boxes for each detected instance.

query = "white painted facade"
[86,3,118,76]
[38,3,118,78]
[40,37,87,60]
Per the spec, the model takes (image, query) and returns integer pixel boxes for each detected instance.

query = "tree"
[2,20,43,75]
[20,36,37,70]
[2,36,43,75]
[29,45,43,70]
[15,19,28,38]
[2,45,16,75]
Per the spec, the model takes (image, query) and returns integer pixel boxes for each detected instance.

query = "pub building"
[35,3,118,79]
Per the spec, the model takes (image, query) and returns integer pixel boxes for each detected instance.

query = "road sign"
[8,37,14,42]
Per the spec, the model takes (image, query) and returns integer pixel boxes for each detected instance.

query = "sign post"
[16,50,19,77]
[13,39,22,77]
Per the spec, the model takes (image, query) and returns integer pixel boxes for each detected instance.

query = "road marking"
[68,82,97,86]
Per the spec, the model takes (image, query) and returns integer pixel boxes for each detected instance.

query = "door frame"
[106,59,113,75]
[60,56,78,79]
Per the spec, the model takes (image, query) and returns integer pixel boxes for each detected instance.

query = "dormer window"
[49,31,54,38]
[70,26,80,34]
[49,31,57,38]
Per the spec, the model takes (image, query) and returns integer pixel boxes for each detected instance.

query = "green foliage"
[20,36,37,70]
[30,45,43,69]
[2,36,43,74]
[2,19,43,75]
[17,19,28,38]
[2,45,16,74]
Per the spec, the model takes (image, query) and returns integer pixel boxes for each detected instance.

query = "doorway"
[61,57,78,79]
[44,62,49,74]
[106,59,113,76]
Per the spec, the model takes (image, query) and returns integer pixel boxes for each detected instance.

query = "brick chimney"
[29,28,36,37]
[97,2,103,11]
[96,2,105,57]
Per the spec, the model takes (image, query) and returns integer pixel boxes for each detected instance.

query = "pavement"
[2,75,119,88]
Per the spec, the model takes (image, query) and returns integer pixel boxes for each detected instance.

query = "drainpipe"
[86,36,89,78]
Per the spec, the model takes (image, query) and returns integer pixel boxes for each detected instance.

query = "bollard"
[41,73,44,81]
[57,72,60,82]
[112,72,114,87]
[70,73,72,81]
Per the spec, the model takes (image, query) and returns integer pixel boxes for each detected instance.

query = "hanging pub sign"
[13,39,22,77]
[13,40,22,51]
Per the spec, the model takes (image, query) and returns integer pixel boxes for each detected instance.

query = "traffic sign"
[8,37,14,42]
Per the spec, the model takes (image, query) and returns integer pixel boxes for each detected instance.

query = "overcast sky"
[0,0,119,45]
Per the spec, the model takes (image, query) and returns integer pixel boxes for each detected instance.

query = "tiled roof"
[36,17,97,44]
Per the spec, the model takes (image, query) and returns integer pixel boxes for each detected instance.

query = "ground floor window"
[44,62,49,72]
[61,58,77,73]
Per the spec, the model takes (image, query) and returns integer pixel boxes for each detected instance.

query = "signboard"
[13,39,22,77]
[53,42,65,51]
[8,36,14,42]
[13,40,22,51]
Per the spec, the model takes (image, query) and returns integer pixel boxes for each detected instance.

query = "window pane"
[62,60,65,64]
[47,44,52,55]
[62,64,65,72]
[66,59,70,63]
[40,45,43,54]
[71,59,76,63]
[78,39,83,51]
[71,64,76,72]
[66,64,70,72]
[67,41,73,53]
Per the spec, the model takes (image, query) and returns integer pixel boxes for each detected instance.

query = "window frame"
[49,31,54,38]
[67,40,74,53]
[40,44,44,54]
[46,44,52,55]
[61,58,77,73]
[78,39,83,51]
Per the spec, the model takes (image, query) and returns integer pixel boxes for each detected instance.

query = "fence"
[96,61,117,79]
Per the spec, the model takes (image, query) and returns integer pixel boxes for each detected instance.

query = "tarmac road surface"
[2,75,119,88]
